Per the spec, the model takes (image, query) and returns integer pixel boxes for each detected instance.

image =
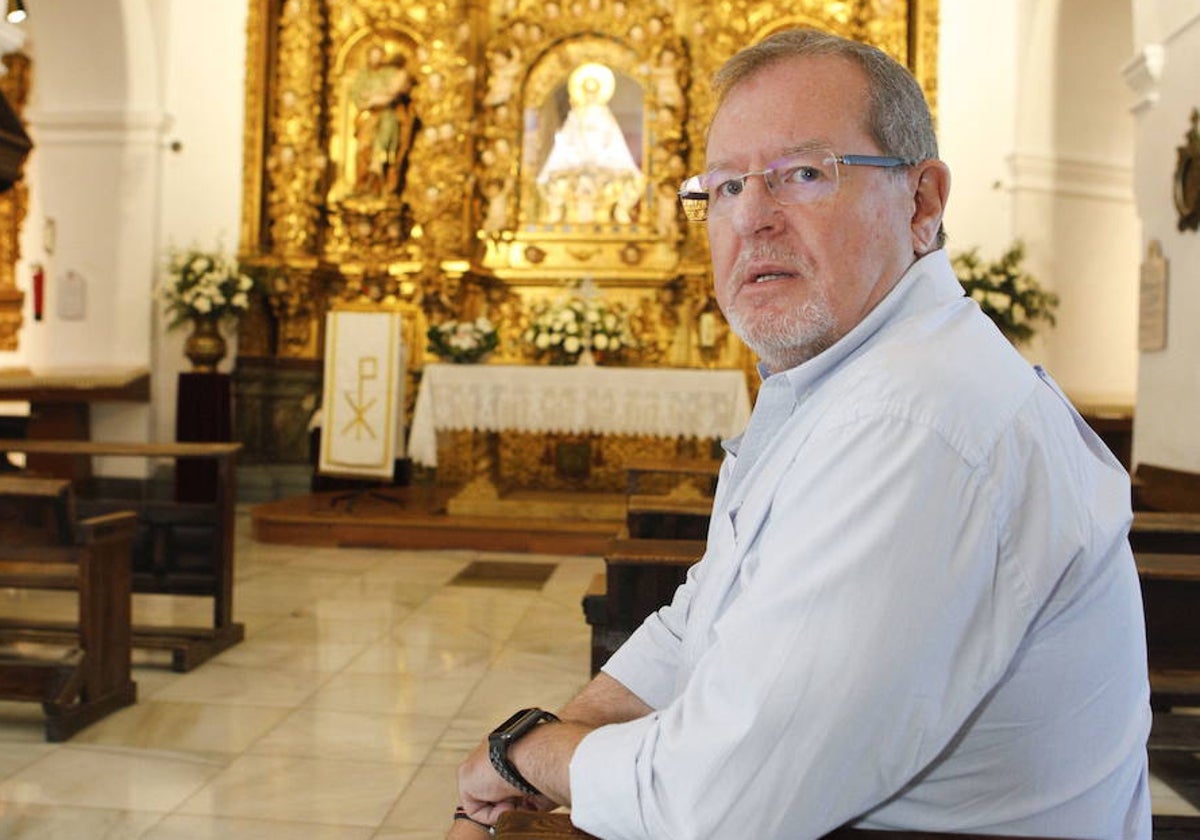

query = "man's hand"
[456,737,551,824]
[455,674,653,824]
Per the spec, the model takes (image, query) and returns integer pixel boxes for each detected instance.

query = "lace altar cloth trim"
[408,364,751,468]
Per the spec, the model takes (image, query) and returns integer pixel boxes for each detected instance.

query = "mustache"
[731,248,811,280]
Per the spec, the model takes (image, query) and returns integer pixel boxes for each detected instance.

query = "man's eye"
[782,165,822,184]
[713,178,745,199]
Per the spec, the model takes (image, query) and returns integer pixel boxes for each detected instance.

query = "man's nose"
[728,174,782,235]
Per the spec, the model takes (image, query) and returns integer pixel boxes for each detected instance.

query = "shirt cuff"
[569,714,658,840]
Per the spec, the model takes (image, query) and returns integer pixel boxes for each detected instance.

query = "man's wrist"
[488,708,561,797]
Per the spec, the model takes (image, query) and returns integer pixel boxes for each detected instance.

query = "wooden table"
[0,366,150,480]
[408,364,751,469]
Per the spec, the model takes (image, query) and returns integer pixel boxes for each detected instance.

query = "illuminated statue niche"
[534,63,646,226]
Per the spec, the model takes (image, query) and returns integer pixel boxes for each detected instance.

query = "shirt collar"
[723,249,962,457]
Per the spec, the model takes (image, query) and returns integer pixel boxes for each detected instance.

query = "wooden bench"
[1137,551,1200,709]
[0,476,138,740]
[623,457,719,540]
[583,537,704,674]
[494,811,1200,839]
[0,440,244,671]
[1131,511,1200,555]
[1134,463,1200,513]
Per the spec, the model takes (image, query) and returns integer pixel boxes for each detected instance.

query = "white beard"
[725,299,839,372]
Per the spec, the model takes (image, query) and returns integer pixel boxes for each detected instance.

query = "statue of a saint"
[535,63,645,225]
[350,46,418,198]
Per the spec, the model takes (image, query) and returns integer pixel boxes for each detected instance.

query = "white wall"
[1127,3,1200,471]
[940,0,1139,406]
[153,0,248,448]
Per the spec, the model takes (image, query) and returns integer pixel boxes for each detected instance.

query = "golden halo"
[567,63,616,106]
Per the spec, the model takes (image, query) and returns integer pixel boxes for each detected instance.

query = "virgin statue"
[535,63,645,225]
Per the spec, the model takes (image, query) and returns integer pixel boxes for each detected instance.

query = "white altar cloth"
[408,364,752,468]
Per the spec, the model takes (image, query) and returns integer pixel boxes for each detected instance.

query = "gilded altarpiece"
[0,53,30,351]
[237,0,937,486]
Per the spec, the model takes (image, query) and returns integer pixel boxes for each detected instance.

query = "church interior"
[0,0,1198,837]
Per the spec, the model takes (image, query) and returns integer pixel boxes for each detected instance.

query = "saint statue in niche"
[350,44,418,198]
[535,63,645,225]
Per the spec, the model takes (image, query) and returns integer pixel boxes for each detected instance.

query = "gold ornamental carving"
[0,52,30,351]
[240,0,937,379]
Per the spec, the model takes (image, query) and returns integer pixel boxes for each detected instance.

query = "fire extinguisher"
[32,263,44,321]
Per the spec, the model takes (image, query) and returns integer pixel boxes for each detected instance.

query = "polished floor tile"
[0,507,1193,840]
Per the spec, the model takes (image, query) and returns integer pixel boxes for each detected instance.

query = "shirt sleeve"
[598,456,738,710]
[569,411,1050,840]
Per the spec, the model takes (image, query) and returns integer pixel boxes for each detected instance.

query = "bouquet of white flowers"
[953,241,1058,345]
[160,248,255,328]
[523,296,636,365]
[427,317,499,363]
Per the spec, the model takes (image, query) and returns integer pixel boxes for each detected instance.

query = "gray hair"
[713,28,939,167]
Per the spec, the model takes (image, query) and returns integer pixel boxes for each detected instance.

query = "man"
[451,28,1151,840]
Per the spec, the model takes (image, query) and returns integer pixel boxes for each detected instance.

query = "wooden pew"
[583,537,704,674]
[494,811,1200,839]
[1133,463,1200,513]
[1137,551,1200,710]
[1131,511,1200,555]
[0,440,244,671]
[0,475,138,740]
[623,456,718,540]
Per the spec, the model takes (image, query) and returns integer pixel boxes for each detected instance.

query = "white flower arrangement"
[952,241,1058,345]
[159,248,255,329]
[427,317,499,363]
[523,296,636,365]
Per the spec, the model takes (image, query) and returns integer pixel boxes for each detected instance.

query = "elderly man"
[451,28,1150,840]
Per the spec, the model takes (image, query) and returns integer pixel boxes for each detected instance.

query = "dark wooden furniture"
[623,456,718,540]
[0,475,138,741]
[1133,463,1200,513]
[583,537,704,674]
[1130,511,1200,555]
[1076,404,1133,471]
[1137,551,1200,709]
[0,367,151,481]
[0,440,244,671]
[175,372,233,503]
[493,811,1200,840]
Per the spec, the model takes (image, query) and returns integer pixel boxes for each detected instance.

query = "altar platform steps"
[249,485,625,556]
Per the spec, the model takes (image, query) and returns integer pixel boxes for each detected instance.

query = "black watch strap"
[488,708,560,797]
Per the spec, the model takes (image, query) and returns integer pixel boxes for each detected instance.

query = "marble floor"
[0,508,1195,839]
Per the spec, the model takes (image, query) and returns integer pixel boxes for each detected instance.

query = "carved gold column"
[0,52,30,351]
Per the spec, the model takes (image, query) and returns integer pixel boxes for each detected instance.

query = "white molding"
[25,107,170,148]
[1007,152,1134,204]
[1121,44,1164,115]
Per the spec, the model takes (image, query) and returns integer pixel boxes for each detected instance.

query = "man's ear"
[910,160,950,255]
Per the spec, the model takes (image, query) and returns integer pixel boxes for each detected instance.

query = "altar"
[409,363,750,513]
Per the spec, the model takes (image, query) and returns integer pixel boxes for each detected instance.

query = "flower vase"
[576,347,596,366]
[184,316,227,372]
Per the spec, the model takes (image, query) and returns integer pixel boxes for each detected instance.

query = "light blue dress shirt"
[570,250,1151,839]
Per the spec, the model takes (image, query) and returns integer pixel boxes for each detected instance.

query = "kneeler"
[494,809,1191,839]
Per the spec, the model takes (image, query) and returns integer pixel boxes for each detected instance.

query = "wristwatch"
[487,707,560,797]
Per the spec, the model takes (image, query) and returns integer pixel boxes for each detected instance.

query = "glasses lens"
[677,176,709,221]
[768,151,839,206]
[682,151,842,222]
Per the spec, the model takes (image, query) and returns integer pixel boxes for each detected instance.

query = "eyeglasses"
[677,149,918,222]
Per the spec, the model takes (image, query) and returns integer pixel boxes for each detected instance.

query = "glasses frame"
[677,151,918,222]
